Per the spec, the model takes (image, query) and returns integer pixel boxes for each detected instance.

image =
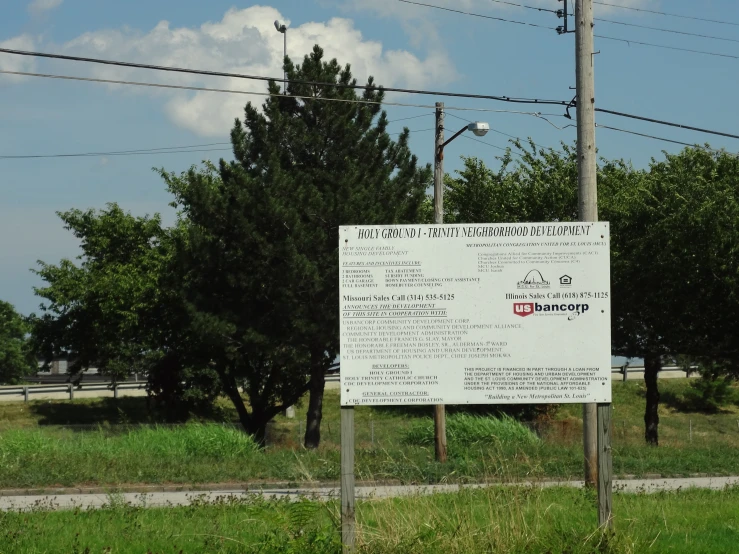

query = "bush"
[681,376,735,413]
[404,413,540,448]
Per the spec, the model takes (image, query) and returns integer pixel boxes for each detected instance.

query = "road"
[1,476,737,512]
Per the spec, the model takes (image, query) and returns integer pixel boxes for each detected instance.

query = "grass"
[404,413,540,448]
[2,379,739,488]
[2,486,739,553]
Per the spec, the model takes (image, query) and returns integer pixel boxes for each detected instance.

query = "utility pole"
[433,101,448,463]
[575,0,598,488]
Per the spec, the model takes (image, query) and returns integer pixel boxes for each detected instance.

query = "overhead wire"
[0,47,569,107]
[446,111,565,154]
[0,70,565,119]
[492,0,739,43]
[592,17,739,44]
[397,1,739,61]
[488,0,557,14]
[461,134,522,157]
[593,1,739,27]
[3,51,739,142]
[595,123,735,155]
[0,127,436,160]
[398,0,554,29]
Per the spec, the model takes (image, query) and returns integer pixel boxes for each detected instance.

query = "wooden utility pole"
[575,0,598,488]
[433,101,448,463]
[575,0,612,526]
[340,406,356,552]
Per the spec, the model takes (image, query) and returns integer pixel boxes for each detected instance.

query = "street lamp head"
[274,20,287,33]
[467,122,489,137]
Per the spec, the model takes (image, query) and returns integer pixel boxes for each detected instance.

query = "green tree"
[0,300,35,384]
[614,147,739,444]
[161,45,431,446]
[32,205,220,419]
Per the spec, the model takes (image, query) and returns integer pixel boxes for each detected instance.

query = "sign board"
[339,222,611,406]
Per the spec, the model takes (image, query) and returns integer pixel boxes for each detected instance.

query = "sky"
[1,0,738,316]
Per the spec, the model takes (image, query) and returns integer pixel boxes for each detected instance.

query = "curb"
[0,474,725,497]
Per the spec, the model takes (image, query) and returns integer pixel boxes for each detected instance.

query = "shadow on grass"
[30,397,156,426]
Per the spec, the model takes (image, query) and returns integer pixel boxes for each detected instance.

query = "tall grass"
[0,423,259,461]
[404,414,540,449]
[5,486,739,553]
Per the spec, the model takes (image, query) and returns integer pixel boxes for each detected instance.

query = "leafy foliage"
[160,45,431,444]
[0,300,35,384]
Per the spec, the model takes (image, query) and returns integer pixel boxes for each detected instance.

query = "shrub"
[404,413,540,448]
[681,377,735,413]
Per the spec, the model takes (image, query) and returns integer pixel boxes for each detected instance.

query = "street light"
[430,104,489,464]
[274,20,288,92]
[438,121,490,161]
[433,118,490,217]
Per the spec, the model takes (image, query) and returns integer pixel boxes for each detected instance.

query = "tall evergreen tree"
[162,45,431,446]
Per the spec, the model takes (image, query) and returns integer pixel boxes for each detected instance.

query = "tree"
[0,300,35,384]
[32,205,221,419]
[612,147,739,444]
[161,45,431,446]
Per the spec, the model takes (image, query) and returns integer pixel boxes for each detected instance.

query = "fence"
[0,381,147,402]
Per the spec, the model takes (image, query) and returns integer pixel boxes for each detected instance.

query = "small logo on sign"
[517,270,550,289]
[559,275,573,287]
[513,302,534,317]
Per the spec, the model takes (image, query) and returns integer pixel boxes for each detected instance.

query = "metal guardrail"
[0,367,694,402]
[0,381,147,402]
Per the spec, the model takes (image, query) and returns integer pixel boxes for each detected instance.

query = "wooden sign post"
[341,405,356,552]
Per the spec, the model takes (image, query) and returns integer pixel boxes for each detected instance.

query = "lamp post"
[274,20,288,92]
[432,102,489,463]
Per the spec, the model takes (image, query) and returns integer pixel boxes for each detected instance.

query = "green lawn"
[2,486,739,553]
[1,379,739,488]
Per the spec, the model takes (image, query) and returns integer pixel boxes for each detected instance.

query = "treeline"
[5,46,737,447]
[443,142,739,444]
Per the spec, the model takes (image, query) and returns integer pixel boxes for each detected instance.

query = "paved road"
[2,476,737,512]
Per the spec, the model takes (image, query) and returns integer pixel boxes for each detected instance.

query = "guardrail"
[0,381,147,402]
[0,367,694,402]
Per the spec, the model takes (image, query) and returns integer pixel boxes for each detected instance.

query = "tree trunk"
[644,352,661,446]
[219,372,255,438]
[304,363,326,449]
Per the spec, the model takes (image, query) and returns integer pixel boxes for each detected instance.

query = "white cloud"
[55,6,456,136]
[28,0,63,16]
[0,35,37,82]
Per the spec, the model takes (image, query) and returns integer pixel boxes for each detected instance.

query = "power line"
[446,111,565,154]
[0,70,565,119]
[0,147,231,160]
[387,113,434,123]
[0,128,435,160]
[2,64,739,143]
[488,0,739,44]
[596,123,734,155]
[0,47,569,107]
[488,0,558,15]
[461,134,521,156]
[593,33,739,61]
[595,107,739,141]
[393,2,739,61]
[593,1,739,28]
[399,0,554,29]
[594,17,739,44]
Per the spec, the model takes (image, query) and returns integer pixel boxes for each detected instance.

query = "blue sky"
[1,0,738,316]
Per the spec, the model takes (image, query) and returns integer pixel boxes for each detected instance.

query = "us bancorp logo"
[517,269,550,289]
[513,302,590,319]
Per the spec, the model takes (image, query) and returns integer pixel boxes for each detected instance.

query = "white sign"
[339,223,611,406]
